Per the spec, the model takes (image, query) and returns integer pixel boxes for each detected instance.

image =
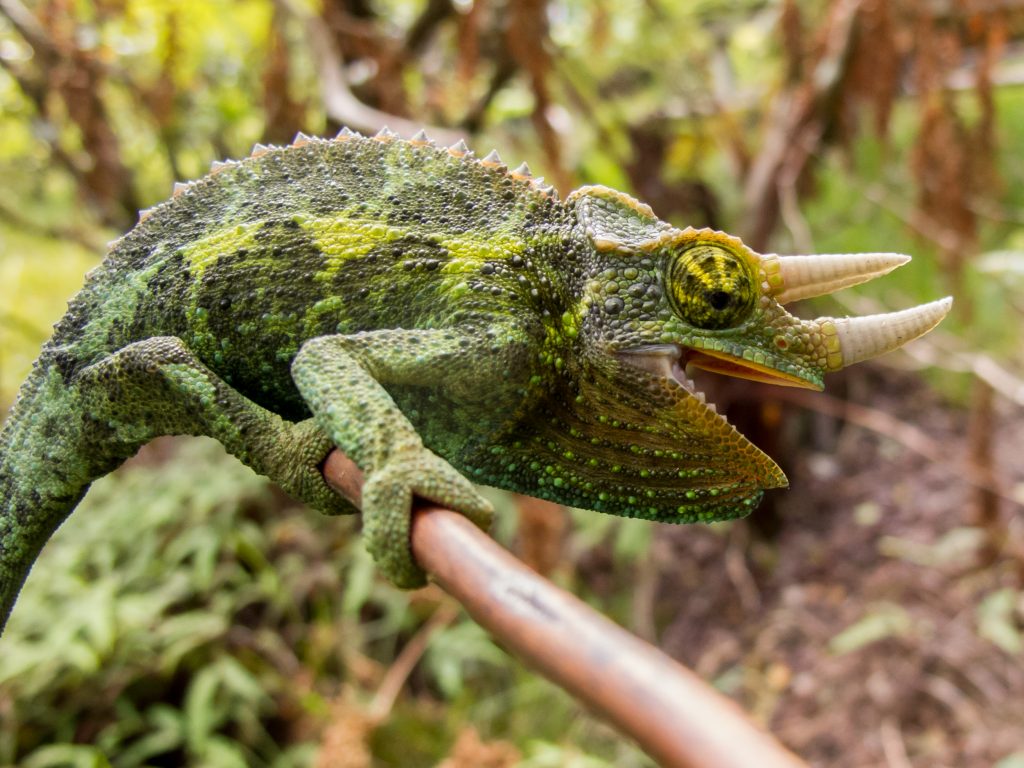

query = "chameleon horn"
[823,297,953,370]
[772,252,911,304]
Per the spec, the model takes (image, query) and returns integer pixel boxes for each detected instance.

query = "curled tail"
[0,364,114,634]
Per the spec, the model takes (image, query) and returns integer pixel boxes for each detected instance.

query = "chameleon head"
[571,184,952,400]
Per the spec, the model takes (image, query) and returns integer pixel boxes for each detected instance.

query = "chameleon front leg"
[291,328,514,588]
[74,336,353,516]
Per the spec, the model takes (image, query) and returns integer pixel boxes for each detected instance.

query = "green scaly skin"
[0,130,885,633]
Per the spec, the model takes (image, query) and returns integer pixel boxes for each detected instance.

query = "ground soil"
[647,366,1023,767]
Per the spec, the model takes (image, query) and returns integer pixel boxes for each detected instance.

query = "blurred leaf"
[111,704,186,767]
[520,740,619,768]
[975,249,1024,284]
[200,737,250,768]
[21,745,113,768]
[425,620,507,698]
[611,517,652,563]
[996,753,1024,768]
[977,589,1023,655]
[341,542,376,618]
[829,603,913,655]
[155,611,229,675]
[878,528,986,569]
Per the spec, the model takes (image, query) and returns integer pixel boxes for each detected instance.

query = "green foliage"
[0,439,658,765]
[0,439,356,765]
[0,230,99,399]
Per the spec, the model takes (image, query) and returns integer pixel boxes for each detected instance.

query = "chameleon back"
[44,135,577,416]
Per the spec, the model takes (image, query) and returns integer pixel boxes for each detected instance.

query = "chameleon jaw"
[617,343,818,432]
[616,343,789,489]
[682,348,821,389]
[617,345,722,415]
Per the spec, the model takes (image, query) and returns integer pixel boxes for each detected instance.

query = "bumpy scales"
[0,129,950,633]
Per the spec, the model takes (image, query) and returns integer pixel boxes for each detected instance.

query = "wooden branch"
[740,0,863,249]
[321,450,809,768]
[0,0,53,57]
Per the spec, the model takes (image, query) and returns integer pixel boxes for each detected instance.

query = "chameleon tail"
[0,336,356,636]
[0,365,109,635]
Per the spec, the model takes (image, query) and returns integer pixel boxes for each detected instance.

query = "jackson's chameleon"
[0,128,950,633]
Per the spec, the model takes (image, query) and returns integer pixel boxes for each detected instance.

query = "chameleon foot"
[273,418,357,517]
[361,446,493,588]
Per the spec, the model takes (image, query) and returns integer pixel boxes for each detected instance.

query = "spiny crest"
[243,127,558,200]
[447,138,471,158]
[511,162,533,179]
[481,149,504,168]
[144,126,562,240]
[368,129,558,200]
[209,159,238,176]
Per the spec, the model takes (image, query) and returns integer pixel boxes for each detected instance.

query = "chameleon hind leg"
[291,329,518,588]
[74,337,353,516]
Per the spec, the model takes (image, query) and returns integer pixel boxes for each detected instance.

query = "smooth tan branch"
[321,449,809,768]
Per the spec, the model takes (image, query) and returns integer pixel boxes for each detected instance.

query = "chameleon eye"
[668,245,757,330]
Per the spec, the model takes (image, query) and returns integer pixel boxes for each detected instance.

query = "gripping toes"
[361,447,493,588]
[275,419,357,517]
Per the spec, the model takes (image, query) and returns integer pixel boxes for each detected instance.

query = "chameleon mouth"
[617,343,815,422]
[683,348,819,389]
[617,344,721,414]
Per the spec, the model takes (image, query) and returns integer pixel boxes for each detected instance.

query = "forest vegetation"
[0,0,1022,766]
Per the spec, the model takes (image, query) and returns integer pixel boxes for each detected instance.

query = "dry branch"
[274,0,464,147]
[320,450,809,768]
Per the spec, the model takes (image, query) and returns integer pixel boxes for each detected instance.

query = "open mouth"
[618,344,816,422]
[681,348,819,389]
[618,345,716,411]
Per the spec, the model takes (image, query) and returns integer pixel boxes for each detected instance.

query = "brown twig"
[741,0,863,249]
[274,0,464,146]
[367,600,460,722]
[321,450,809,768]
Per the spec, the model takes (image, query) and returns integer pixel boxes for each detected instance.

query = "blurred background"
[0,0,1022,766]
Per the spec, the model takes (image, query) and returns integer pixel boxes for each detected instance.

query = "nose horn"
[769,252,911,304]
[823,297,953,370]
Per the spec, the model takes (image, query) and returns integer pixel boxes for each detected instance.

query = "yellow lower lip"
[686,349,821,390]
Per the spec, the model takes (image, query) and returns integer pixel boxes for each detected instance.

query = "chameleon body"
[0,129,950,632]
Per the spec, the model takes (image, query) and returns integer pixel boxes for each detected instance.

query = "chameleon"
[0,127,950,633]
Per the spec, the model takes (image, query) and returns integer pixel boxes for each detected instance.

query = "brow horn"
[821,297,953,370]
[768,252,911,304]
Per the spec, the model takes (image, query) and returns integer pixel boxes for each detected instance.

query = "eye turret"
[668,245,757,330]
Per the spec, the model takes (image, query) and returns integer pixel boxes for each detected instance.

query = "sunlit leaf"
[978,589,1023,655]
[829,603,914,655]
